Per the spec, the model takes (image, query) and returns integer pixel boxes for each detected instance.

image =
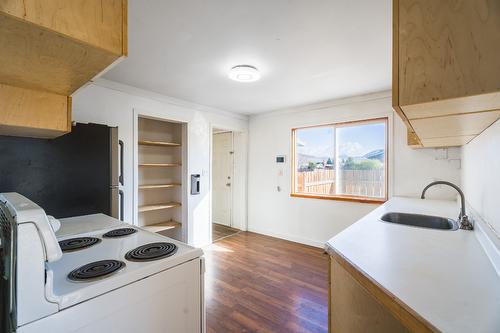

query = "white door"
[212,132,233,226]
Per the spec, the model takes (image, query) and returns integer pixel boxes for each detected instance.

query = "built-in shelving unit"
[137,117,185,241]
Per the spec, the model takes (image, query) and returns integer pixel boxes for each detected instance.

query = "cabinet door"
[0,0,127,138]
[0,84,71,138]
[330,256,411,333]
[0,0,127,96]
[397,0,500,106]
[0,0,126,55]
[393,0,500,148]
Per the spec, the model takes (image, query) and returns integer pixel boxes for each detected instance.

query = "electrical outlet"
[434,148,448,160]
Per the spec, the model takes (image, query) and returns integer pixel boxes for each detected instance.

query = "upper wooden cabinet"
[0,84,71,139]
[0,0,127,138]
[0,0,127,96]
[393,0,500,148]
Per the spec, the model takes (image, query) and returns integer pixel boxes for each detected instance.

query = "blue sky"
[297,123,385,158]
[296,127,334,157]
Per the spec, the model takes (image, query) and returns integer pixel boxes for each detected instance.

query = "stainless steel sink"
[380,212,458,231]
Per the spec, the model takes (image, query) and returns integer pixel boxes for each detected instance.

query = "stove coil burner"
[103,228,137,238]
[68,260,126,282]
[59,237,101,252]
[125,242,178,262]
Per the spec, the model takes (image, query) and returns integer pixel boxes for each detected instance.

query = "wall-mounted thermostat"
[276,155,286,163]
[191,174,200,195]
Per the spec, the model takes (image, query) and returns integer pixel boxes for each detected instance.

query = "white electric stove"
[0,193,205,333]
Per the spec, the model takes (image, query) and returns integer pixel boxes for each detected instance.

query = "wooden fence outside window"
[296,169,384,198]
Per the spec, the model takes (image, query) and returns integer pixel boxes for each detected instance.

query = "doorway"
[211,128,240,241]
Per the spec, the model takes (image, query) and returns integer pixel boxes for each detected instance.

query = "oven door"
[0,200,16,333]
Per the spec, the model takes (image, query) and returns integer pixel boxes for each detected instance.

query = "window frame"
[290,117,389,204]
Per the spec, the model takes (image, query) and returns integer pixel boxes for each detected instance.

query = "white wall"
[462,119,500,236]
[247,92,461,247]
[232,131,248,231]
[72,79,248,247]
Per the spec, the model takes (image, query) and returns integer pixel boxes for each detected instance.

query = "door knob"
[226,183,231,187]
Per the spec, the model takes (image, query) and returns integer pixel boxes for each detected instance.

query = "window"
[291,118,387,203]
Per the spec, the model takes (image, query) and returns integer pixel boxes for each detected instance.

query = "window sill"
[290,193,387,204]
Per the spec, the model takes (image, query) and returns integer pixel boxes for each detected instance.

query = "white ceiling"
[104,0,392,115]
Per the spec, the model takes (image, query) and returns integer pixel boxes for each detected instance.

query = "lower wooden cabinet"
[329,255,410,333]
[329,253,440,332]
[0,84,71,138]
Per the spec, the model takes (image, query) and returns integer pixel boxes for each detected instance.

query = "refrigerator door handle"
[119,190,124,221]
[119,140,124,186]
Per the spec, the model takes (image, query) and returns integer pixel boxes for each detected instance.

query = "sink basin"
[380,212,458,230]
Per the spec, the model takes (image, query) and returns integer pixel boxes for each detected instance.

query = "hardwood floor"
[213,223,240,242]
[204,232,329,333]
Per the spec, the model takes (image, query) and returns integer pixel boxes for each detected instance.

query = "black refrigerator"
[0,123,124,220]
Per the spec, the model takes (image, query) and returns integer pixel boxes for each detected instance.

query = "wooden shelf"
[138,202,181,213]
[139,163,181,167]
[142,220,181,233]
[139,183,181,190]
[139,140,181,147]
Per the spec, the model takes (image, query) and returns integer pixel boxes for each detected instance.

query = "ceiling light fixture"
[228,65,261,82]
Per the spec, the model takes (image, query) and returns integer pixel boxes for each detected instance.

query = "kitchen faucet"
[420,181,473,230]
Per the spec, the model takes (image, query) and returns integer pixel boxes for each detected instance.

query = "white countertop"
[326,197,500,333]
